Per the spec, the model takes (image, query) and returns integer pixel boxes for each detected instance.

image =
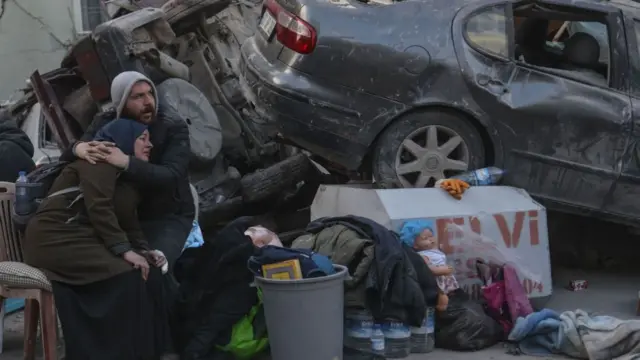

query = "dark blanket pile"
[173,216,261,360]
[306,215,438,327]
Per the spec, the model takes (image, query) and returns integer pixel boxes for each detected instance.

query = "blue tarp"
[4,298,24,313]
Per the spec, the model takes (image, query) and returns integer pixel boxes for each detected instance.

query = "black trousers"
[140,214,192,354]
[141,214,193,270]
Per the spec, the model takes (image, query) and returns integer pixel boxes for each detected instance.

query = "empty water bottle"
[371,324,385,355]
[451,166,505,186]
[15,171,31,216]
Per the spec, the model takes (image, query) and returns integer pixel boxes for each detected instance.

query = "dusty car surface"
[240,0,640,225]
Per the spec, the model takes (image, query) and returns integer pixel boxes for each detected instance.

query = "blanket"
[508,309,640,360]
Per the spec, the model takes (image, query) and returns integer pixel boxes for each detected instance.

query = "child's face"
[414,228,436,250]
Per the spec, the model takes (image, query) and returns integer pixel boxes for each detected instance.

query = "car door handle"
[476,74,508,93]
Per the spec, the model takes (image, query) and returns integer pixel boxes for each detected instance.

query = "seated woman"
[23,118,168,360]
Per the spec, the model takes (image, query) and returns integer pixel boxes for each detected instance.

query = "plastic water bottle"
[451,166,505,186]
[344,310,374,353]
[371,324,385,355]
[382,320,411,358]
[410,307,435,353]
[14,171,30,216]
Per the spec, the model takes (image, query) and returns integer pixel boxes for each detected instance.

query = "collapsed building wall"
[0,0,83,100]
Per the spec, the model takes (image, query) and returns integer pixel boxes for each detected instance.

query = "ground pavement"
[2,267,638,359]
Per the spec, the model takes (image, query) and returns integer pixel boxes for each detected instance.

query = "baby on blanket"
[400,219,459,311]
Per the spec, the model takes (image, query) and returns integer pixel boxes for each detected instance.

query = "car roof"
[504,0,640,17]
[609,0,640,16]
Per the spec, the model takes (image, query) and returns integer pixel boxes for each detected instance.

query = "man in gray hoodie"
[60,71,195,274]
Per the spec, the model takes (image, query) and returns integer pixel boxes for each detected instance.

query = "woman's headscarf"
[94,118,148,156]
[399,219,436,247]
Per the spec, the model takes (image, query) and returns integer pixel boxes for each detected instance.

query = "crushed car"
[240,0,640,226]
[0,0,318,231]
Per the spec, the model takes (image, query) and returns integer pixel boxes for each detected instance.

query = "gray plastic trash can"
[255,264,348,360]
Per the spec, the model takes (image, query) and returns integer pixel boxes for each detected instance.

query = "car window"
[465,5,508,57]
[512,12,611,88]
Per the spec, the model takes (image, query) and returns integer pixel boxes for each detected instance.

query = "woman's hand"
[123,250,150,281]
[144,250,168,269]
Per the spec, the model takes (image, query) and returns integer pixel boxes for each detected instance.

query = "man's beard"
[122,106,154,123]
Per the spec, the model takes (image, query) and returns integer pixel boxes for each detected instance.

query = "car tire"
[240,153,313,203]
[372,110,486,189]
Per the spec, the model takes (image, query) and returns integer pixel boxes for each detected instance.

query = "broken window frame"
[72,0,109,35]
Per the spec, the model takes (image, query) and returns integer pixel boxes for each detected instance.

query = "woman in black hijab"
[24,118,169,360]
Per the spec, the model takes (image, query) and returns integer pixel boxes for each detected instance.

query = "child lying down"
[400,219,459,312]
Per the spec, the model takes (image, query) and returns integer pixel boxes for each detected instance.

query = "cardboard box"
[311,185,552,299]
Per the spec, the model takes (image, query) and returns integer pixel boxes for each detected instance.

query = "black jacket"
[0,122,35,182]
[307,215,438,327]
[60,109,195,220]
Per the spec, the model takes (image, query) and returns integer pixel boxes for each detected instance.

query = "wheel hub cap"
[394,124,470,188]
[425,154,441,171]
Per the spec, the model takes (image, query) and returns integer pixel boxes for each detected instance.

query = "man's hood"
[0,121,35,158]
[111,71,158,119]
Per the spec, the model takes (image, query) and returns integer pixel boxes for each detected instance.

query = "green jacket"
[292,224,374,308]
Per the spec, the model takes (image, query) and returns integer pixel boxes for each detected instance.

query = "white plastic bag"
[444,222,542,285]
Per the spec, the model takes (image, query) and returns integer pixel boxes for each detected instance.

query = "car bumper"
[239,37,369,170]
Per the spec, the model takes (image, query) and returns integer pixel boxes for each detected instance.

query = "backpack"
[11,161,81,229]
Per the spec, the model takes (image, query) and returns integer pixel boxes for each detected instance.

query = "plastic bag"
[432,222,539,350]
[216,289,269,359]
[184,221,205,250]
[434,289,503,351]
[444,222,542,292]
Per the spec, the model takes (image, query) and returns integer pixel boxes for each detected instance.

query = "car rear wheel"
[372,110,485,189]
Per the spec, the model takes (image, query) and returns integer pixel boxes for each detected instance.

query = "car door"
[605,13,640,221]
[452,0,631,212]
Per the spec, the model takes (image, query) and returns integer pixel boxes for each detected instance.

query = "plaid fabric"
[0,261,52,292]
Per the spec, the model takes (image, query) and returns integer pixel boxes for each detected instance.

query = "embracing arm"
[59,112,113,162]
[125,119,190,188]
[77,161,131,255]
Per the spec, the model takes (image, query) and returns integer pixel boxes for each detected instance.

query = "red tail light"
[264,0,317,54]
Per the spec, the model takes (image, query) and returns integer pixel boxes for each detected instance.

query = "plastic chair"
[0,182,58,360]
